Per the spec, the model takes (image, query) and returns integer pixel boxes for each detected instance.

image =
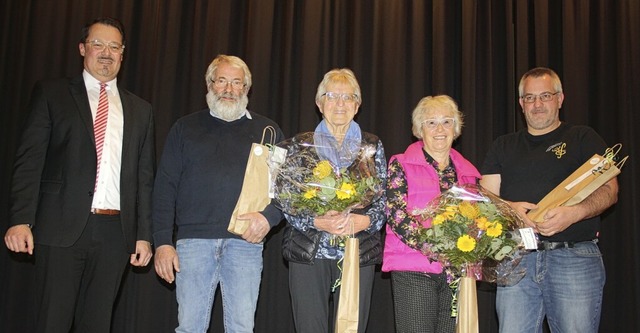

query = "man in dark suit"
[3,17,155,333]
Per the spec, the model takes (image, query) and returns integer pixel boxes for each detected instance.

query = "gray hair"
[315,68,362,105]
[518,67,563,97]
[205,55,252,92]
[411,95,464,139]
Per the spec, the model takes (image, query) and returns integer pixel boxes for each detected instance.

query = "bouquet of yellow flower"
[413,184,526,329]
[414,184,525,281]
[272,132,383,217]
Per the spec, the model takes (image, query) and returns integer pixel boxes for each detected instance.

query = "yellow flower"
[475,217,489,230]
[443,211,456,219]
[486,221,503,237]
[313,160,333,179]
[457,235,476,252]
[432,214,446,225]
[443,205,457,219]
[336,182,356,200]
[303,189,317,199]
[459,201,479,219]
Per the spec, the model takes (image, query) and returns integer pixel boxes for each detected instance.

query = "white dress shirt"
[84,70,123,210]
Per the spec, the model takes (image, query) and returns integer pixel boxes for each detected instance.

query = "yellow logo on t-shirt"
[551,142,566,159]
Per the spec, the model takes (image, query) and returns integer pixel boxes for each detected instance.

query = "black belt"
[537,240,598,251]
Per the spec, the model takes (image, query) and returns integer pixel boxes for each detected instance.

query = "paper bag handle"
[261,126,276,145]
[598,143,628,173]
[603,143,621,161]
[616,156,628,169]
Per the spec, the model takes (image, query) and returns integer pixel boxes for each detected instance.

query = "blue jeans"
[497,240,605,333]
[175,238,263,333]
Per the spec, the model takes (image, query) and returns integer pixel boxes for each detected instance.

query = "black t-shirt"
[481,122,609,242]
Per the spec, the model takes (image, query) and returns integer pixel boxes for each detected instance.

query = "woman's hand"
[314,211,371,235]
[314,211,347,235]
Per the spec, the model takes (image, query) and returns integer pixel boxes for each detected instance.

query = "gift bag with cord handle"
[335,219,360,333]
[527,144,627,223]
[228,126,277,235]
[563,153,627,206]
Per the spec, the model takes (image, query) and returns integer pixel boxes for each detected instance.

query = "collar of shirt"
[83,69,118,94]
[209,109,252,121]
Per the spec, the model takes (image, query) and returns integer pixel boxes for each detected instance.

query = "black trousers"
[289,260,375,333]
[390,271,456,333]
[34,214,128,333]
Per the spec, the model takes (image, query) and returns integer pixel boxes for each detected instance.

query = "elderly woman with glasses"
[382,95,481,333]
[281,68,387,333]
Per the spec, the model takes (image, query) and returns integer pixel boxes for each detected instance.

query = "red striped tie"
[94,83,109,190]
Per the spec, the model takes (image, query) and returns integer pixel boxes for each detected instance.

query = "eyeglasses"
[521,92,560,104]
[322,92,359,103]
[211,78,246,89]
[422,118,455,130]
[85,40,125,53]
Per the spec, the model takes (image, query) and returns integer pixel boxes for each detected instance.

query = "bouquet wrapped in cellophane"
[411,184,528,328]
[413,184,527,284]
[271,132,383,218]
[271,132,383,333]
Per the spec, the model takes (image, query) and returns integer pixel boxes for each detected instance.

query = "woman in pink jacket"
[383,95,481,333]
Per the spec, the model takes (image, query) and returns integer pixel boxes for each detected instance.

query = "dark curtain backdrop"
[1,1,638,332]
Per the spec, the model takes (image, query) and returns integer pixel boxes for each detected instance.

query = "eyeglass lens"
[423,118,455,129]
[87,40,124,53]
[324,92,357,102]
[212,78,244,89]
[522,92,557,103]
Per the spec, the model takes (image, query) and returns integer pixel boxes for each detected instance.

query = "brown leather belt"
[91,208,120,215]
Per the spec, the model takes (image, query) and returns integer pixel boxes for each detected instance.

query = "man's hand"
[238,212,271,244]
[130,240,153,267]
[537,206,581,236]
[4,224,34,255]
[508,201,539,230]
[154,245,180,283]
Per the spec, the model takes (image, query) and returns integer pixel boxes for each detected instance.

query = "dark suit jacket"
[10,75,155,253]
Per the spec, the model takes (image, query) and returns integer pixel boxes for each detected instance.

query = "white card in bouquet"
[519,228,539,250]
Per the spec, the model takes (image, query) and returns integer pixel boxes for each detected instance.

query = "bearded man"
[152,55,284,332]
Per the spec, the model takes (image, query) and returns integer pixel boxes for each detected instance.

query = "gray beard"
[206,91,249,121]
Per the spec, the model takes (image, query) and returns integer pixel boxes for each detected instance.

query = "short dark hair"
[80,17,126,45]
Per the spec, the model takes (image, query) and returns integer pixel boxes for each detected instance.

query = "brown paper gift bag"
[335,236,360,333]
[454,263,480,333]
[455,276,479,333]
[527,144,627,223]
[228,126,276,235]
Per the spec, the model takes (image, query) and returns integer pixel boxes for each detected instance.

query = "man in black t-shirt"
[480,67,618,333]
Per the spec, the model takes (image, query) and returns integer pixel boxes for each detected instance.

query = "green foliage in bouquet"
[415,185,521,275]
[273,132,383,218]
[281,159,380,216]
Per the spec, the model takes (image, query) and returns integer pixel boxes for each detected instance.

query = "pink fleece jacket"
[382,141,481,273]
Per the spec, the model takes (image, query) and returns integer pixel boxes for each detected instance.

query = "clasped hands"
[313,211,370,236]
